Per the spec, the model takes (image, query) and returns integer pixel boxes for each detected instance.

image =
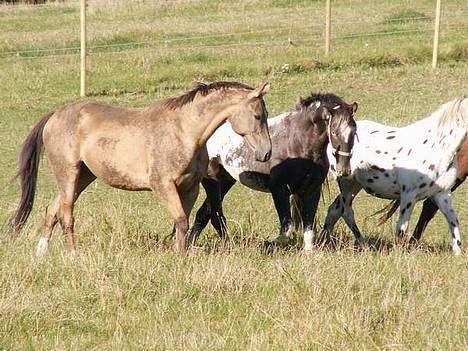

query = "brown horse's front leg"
[174,217,189,255]
[153,181,190,255]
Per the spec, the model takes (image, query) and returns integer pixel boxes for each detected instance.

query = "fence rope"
[3,24,467,62]
[1,14,467,60]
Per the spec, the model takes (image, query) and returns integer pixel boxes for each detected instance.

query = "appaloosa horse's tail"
[13,111,54,233]
[373,200,399,225]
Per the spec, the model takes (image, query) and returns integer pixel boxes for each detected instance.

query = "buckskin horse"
[13,81,272,256]
[323,97,467,254]
[188,93,358,251]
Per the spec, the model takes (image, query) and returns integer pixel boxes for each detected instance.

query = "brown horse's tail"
[372,199,400,225]
[12,111,54,233]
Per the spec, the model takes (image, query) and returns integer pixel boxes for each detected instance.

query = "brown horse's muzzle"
[244,132,272,162]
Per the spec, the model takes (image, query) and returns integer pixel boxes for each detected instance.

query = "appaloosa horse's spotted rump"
[324,97,468,254]
[379,138,467,243]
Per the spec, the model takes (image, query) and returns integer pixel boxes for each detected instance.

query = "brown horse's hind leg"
[36,163,96,257]
[36,195,60,256]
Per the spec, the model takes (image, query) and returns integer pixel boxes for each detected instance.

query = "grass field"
[0,1,467,350]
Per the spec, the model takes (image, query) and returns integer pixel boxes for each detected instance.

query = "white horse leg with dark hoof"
[341,193,364,249]
[431,192,462,255]
[325,178,363,249]
[395,193,417,244]
[344,182,364,248]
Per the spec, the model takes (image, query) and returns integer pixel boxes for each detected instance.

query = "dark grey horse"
[188,93,358,250]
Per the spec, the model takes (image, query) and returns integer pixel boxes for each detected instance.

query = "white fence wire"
[1,12,467,60]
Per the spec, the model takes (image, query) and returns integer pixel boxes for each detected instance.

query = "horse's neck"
[190,91,241,147]
[266,112,292,136]
[281,110,328,157]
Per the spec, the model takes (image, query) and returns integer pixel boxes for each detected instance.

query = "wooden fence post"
[325,0,331,55]
[80,0,87,97]
[432,0,442,69]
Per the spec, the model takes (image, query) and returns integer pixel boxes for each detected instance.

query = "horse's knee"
[175,218,189,235]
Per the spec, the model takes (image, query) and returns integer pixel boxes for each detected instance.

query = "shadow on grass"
[260,231,452,256]
[133,226,453,256]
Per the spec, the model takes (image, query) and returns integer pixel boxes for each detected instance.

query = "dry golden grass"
[0,1,467,350]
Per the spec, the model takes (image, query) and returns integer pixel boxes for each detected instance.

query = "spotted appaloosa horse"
[188,93,358,250]
[13,81,272,256]
[378,138,467,243]
[323,97,467,254]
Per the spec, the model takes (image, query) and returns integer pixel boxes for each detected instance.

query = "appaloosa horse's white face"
[325,97,468,255]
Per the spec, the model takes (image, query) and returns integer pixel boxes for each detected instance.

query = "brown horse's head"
[323,101,358,177]
[228,82,272,162]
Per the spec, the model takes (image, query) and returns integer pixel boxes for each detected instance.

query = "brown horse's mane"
[164,81,254,110]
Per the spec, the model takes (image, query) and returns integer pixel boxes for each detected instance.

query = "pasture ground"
[0,1,467,350]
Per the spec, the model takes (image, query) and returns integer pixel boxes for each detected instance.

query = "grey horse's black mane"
[297,93,347,110]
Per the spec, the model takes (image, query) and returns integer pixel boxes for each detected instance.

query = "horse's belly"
[355,169,400,199]
[238,171,270,192]
[85,158,150,191]
[81,137,151,191]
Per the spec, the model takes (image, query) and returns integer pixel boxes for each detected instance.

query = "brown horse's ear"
[322,107,332,121]
[249,82,271,99]
[352,102,358,114]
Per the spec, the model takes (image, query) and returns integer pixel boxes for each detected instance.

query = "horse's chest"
[176,150,208,190]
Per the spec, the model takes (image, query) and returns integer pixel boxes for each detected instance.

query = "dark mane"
[164,81,254,110]
[297,93,346,110]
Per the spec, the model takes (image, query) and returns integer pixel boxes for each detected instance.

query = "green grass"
[0,0,467,350]
[382,9,431,24]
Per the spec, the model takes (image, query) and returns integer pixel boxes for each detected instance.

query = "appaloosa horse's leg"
[36,163,96,256]
[322,178,364,248]
[411,178,464,243]
[395,191,417,243]
[300,189,321,251]
[431,192,462,255]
